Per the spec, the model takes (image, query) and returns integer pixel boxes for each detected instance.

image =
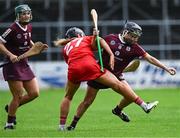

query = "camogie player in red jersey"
[0,4,48,129]
[55,27,161,131]
[66,22,177,131]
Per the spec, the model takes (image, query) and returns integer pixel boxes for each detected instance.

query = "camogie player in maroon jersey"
[0,4,48,129]
[55,27,161,131]
[66,22,176,131]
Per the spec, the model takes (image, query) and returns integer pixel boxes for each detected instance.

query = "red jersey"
[63,36,105,83]
[63,36,94,64]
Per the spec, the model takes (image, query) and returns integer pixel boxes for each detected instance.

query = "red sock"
[60,116,67,125]
[135,97,143,105]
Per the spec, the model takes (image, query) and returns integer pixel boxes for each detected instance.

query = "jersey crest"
[118,44,122,50]
[16,34,22,39]
[110,40,116,45]
[126,46,131,51]
[115,51,120,56]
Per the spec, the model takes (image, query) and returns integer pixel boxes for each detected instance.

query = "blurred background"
[0,0,180,61]
[0,0,180,89]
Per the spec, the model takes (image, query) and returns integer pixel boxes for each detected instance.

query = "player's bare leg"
[96,71,158,113]
[20,78,39,105]
[4,81,24,129]
[116,98,132,112]
[112,97,131,122]
[112,80,132,122]
[5,79,39,109]
[59,80,80,131]
[117,81,158,114]
[4,78,39,129]
[118,98,132,110]
[76,86,98,118]
[67,86,99,130]
[96,71,138,101]
[116,81,133,110]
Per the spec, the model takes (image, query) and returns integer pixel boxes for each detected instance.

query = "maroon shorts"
[3,60,35,81]
[87,74,125,89]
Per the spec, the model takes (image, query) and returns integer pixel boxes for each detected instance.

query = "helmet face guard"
[15,4,32,24]
[123,21,142,37]
[65,27,85,39]
[127,28,142,37]
[121,21,142,45]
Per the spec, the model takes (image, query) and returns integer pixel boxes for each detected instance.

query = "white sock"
[5,122,14,126]
[59,124,65,130]
[140,102,147,110]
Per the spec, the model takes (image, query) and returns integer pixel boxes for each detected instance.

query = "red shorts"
[68,56,106,83]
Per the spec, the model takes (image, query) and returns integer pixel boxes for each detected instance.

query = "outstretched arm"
[144,53,176,75]
[53,38,72,47]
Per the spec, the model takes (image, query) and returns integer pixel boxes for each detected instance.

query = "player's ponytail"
[53,38,71,47]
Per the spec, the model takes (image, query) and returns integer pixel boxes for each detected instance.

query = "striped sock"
[134,97,147,109]
[60,116,67,125]
[59,116,67,130]
[135,97,143,105]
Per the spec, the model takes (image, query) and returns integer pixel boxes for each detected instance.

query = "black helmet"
[123,21,142,37]
[65,27,85,39]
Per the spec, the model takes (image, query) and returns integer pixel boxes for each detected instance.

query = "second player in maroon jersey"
[0,4,48,130]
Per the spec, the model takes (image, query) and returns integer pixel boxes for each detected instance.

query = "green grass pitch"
[0,88,180,138]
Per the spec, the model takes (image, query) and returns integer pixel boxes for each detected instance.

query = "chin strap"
[121,30,128,42]
[19,21,30,25]
[122,30,128,37]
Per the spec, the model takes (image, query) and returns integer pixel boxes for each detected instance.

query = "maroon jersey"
[0,22,35,81]
[0,22,32,60]
[87,34,146,89]
[102,34,146,78]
